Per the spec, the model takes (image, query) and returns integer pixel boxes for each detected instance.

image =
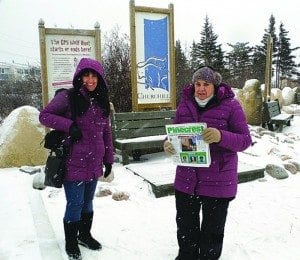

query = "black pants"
[175,189,232,260]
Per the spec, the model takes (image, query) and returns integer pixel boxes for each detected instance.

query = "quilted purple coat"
[39,58,114,181]
[173,83,252,198]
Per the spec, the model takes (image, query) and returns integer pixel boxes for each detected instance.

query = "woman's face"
[194,80,214,100]
[82,71,98,91]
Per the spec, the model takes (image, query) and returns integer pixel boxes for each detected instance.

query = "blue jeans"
[63,180,98,222]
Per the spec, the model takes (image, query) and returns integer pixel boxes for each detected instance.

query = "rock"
[112,191,130,201]
[267,147,281,156]
[0,106,47,167]
[259,131,276,137]
[288,160,300,171]
[282,137,294,144]
[32,170,46,190]
[237,79,262,125]
[265,164,289,179]
[270,88,283,107]
[283,163,297,174]
[95,189,113,197]
[282,87,294,106]
[280,154,293,161]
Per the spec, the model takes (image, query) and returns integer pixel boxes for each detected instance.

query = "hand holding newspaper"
[165,123,211,167]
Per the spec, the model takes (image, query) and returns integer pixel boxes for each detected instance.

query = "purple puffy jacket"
[173,83,252,198]
[39,58,114,181]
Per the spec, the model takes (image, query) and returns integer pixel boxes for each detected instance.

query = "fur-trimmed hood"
[72,58,106,89]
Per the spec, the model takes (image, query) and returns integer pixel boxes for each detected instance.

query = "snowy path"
[0,169,43,259]
[1,116,300,259]
[29,189,63,260]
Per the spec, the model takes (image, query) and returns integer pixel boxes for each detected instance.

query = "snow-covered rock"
[270,88,283,107]
[0,106,48,167]
[237,79,262,125]
[32,169,46,190]
[282,87,295,106]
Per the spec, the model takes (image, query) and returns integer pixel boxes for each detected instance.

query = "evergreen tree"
[175,40,192,103]
[226,42,253,88]
[252,15,278,84]
[190,41,199,71]
[190,16,225,72]
[276,22,299,88]
[102,26,131,112]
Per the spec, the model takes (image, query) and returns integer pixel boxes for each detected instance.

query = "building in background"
[0,61,40,81]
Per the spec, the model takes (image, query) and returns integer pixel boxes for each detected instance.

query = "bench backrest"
[295,93,300,105]
[112,110,176,140]
[264,100,281,119]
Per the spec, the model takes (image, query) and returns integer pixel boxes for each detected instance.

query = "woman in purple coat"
[164,66,252,260]
[39,58,114,260]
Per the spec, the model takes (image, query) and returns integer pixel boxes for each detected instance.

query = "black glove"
[69,123,82,141]
[104,163,112,178]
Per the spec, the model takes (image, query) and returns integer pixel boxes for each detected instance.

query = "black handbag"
[44,130,68,188]
[44,152,65,188]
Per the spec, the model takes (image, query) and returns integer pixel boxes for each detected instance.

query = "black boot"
[175,250,200,260]
[199,232,224,260]
[63,220,82,260]
[78,212,102,250]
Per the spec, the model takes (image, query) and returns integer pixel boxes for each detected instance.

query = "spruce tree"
[252,15,278,84]
[175,40,192,103]
[226,42,253,88]
[190,15,225,73]
[276,22,299,88]
[190,41,199,71]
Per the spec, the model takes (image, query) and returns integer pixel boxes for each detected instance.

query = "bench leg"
[267,123,274,131]
[132,150,142,161]
[121,150,130,165]
[278,124,283,132]
[287,120,291,126]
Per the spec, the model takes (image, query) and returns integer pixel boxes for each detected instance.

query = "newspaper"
[165,123,211,167]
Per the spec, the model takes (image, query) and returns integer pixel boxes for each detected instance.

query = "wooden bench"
[112,110,175,165]
[295,93,300,105]
[264,100,293,132]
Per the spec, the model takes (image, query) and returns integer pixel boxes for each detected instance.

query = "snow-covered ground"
[1,116,300,260]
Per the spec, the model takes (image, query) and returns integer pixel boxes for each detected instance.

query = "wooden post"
[94,22,101,62]
[262,34,273,127]
[129,0,138,111]
[169,3,176,110]
[264,34,273,103]
[38,19,49,107]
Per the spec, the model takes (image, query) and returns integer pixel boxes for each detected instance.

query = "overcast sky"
[0,0,299,65]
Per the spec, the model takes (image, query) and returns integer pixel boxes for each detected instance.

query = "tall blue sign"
[143,17,169,91]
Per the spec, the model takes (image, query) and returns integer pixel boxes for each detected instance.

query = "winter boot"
[78,212,102,250]
[175,250,200,260]
[63,220,82,260]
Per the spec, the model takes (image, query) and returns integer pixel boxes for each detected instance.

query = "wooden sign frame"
[129,0,176,111]
[38,19,101,106]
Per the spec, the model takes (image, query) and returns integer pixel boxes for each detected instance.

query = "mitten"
[164,140,176,155]
[104,163,112,178]
[69,123,82,141]
[202,127,221,144]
